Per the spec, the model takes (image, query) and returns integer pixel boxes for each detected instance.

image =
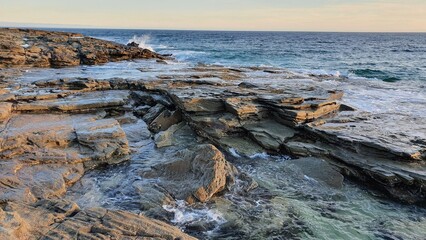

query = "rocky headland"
[0,28,425,239]
[0,28,166,68]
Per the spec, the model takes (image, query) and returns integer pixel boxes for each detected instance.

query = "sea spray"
[127,35,154,51]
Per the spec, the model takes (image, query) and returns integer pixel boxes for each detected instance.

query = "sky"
[0,0,425,32]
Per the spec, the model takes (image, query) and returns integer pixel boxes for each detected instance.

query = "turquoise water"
[51,29,426,82]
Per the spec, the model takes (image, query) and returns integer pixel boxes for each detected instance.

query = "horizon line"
[0,22,425,34]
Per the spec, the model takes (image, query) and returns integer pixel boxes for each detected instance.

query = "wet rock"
[284,141,328,157]
[218,136,265,157]
[144,144,237,203]
[288,157,344,189]
[130,91,157,106]
[154,122,186,148]
[142,103,166,124]
[0,114,129,202]
[238,81,258,89]
[76,118,130,168]
[151,94,174,108]
[134,104,152,117]
[157,59,168,64]
[127,41,139,47]
[149,109,183,133]
[0,199,195,240]
[121,119,151,145]
[190,113,242,139]
[132,181,175,211]
[298,113,426,203]
[175,97,225,113]
[244,120,296,151]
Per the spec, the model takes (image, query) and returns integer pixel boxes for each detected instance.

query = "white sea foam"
[163,200,226,226]
[294,69,343,77]
[127,35,154,51]
[228,148,241,158]
[249,152,270,159]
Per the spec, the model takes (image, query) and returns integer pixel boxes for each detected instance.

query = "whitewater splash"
[163,200,226,233]
[127,35,154,51]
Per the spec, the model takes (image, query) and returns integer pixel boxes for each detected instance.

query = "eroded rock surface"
[1,29,425,239]
[2,62,424,205]
[144,144,237,204]
[0,199,195,240]
[0,28,165,67]
[0,114,130,202]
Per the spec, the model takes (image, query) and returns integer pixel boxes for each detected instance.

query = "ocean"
[56,29,426,82]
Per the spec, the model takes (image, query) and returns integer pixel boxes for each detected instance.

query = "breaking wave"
[350,69,401,82]
[127,35,154,51]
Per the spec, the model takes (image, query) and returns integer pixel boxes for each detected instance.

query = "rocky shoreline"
[0,28,166,68]
[0,28,425,239]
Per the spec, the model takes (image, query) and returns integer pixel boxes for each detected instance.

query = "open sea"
[51,29,426,82]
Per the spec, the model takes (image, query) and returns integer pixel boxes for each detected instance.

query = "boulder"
[144,144,237,203]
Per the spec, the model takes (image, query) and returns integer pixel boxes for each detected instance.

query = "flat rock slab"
[310,112,426,162]
[14,90,129,113]
[244,120,297,150]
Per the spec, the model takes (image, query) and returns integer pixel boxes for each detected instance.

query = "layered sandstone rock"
[143,144,237,204]
[0,28,166,68]
[0,114,130,203]
[0,29,425,239]
[0,199,195,240]
[1,62,424,205]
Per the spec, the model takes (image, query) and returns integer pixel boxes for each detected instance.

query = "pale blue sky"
[0,0,425,31]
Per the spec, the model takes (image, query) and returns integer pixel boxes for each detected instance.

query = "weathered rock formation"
[0,199,196,239]
[0,28,425,239]
[0,28,166,68]
[1,62,424,205]
[144,144,237,203]
[0,114,130,202]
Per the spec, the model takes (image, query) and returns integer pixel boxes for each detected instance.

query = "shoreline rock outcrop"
[0,28,425,239]
[1,199,196,239]
[0,28,167,68]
